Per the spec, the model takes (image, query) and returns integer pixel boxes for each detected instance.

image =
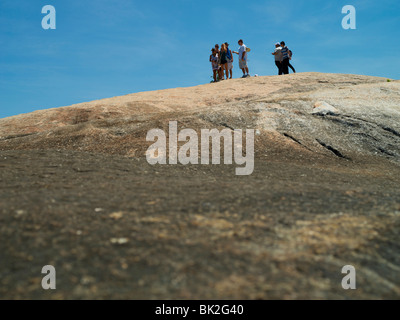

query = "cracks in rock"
[0,133,37,141]
[316,139,350,160]
[282,133,302,145]
[322,115,400,158]
[219,122,235,130]
[380,126,400,138]
[326,117,361,128]
[318,114,399,160]
[281,133,314,152]
[353,132,379,141]
[326,115,400,140]
[377,147,396,157]
[72,167,96,173]
[206,120,235,131]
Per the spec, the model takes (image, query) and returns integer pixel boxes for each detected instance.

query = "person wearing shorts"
[219,43,229,80]
[225,42,233,79]
[233,39,249,78]
[210,48,219,82]
[214,44,223,80]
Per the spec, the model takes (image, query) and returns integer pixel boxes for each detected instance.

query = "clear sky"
[1,0,399,119]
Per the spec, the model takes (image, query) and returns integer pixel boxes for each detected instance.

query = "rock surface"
[0,72,399,299]
[1,72,399,162]
[312,101,339,116]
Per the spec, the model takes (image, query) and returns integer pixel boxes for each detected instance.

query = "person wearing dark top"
[225,42,233,79]
[213,44,222,79]
[280,41,290,75]
[219,43,229,80]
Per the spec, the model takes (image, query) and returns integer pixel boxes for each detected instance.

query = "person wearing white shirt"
[233,39,250,78]
[272,42,283,75]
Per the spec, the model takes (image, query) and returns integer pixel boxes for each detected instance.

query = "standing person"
[272,42,283,75]
[225,42,233,79]
[219,44,229,80]
[233,39,250,78]
[211,44,220,64]
[280,41,290,75]
[214,44,222,80]
[210,48,219,82]
[288,50,296,73]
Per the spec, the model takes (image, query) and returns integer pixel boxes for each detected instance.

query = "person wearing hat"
[225,42,233,79]
[272,42,283,75]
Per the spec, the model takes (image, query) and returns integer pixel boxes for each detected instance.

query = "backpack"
[226,49,232,60]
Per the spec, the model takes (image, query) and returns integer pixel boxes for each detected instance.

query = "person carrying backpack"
[225,42,233,79]
[280,41,290,75]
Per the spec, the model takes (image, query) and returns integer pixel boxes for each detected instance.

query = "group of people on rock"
[209,39,251,82]
[209,39,295,81]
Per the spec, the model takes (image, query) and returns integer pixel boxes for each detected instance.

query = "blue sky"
[1,0,399,119]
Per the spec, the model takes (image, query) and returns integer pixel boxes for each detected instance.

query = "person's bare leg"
[224,64,229,79]
[229,68,232,79]
[213,70,217,82]
[245,67,249,75]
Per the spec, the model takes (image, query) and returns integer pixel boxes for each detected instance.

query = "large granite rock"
[0,73,399,299]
